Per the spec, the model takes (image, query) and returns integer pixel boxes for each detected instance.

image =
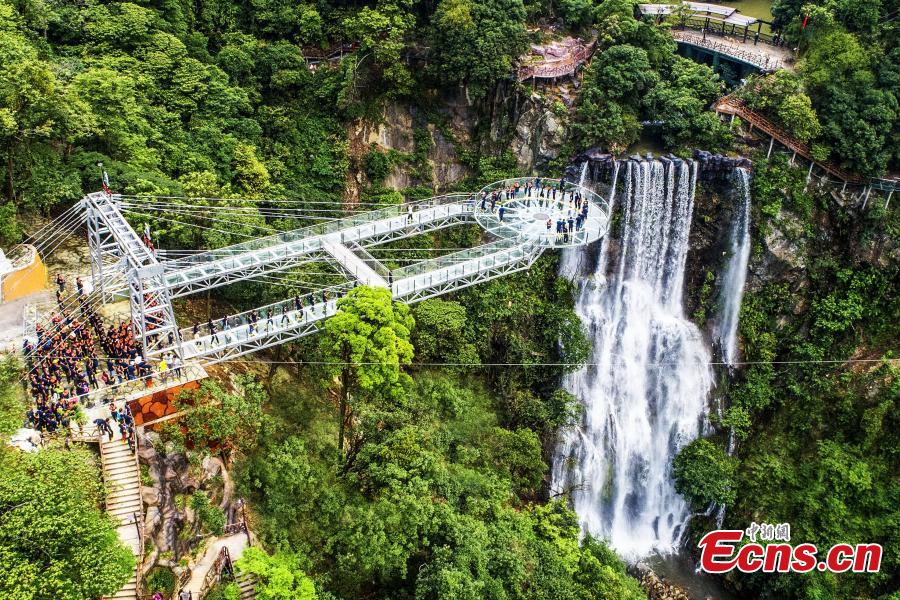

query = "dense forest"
[0,0,897,599]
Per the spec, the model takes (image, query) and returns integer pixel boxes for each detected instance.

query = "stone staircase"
[234,572,257,599]
[100,436,144,600]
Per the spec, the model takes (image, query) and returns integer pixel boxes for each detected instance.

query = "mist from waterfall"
[712,168,752,367]
[553,159,713,559]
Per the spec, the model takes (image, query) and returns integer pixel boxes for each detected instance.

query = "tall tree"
[0,446,135,599]
[428,0,527,99]
[318,286,414,460]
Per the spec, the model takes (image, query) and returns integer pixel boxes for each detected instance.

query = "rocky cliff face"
[138,431,244,577]
[509,91,570,174]
[345,95,474,201]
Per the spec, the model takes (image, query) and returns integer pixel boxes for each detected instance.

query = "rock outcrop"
[634,562,693,600]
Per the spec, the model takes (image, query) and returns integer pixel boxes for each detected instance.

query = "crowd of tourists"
[476,177,592,242]
[189,288,345,349]
[22,274,163,437]
[92,402,138,450]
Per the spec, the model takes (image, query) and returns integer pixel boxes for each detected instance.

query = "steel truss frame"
[394,247,546,304]
[177,242,545,363]
[150,207,474,298]
[84,193,183,360]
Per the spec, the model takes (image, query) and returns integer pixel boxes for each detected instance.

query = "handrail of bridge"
[473,177,611,246]
[182,237,552,360]
[73,363,207,408]
[672,30,784,70]
[714,96,864,183]
[344,240,391,278]
[676,17,784,47]
[179,280,355,340]
[162,193,473,270]
[390,235,541,282]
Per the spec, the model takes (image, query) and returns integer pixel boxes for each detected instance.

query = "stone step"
[103,440,133,450]
[103,450,135,459]
[109,578,138,599]
[109,503,142,517]
[107,474,140,487]
[108,491,141,505]
[109,498,141,511]
[105,464,140,478]
[108,480,140,491]
[103,454,137,467]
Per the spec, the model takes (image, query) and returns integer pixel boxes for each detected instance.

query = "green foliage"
[741,72,821,142]
[573,17,728,153]
[236,547,317,599]
[0,445,135,599]
[144,566,176,595]
[343,0,415,99]
[364,145,394,182]
[428,0,527,99]
[162,376,266,457]
[717,161,900,599]
[456,253,589,431]
[189,491,225,536]
[411,298,480,366]
[318,286,414,458]
[673,438,737,509]
[0,355,25,438]
[204,582,241,600]
[240,372,644,598]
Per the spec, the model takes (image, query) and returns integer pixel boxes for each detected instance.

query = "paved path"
[673,29,793,71]
[183,534,250,596]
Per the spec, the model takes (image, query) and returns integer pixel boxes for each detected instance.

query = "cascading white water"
[554,159,713,559]
[560,161,620,281]
[711,168,752,367]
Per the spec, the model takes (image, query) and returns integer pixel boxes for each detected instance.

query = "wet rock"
[634,562,692,600]
[693,150,753,179]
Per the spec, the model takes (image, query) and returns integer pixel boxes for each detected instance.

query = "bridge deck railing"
[163,193,473,272]
[673,30,785,71]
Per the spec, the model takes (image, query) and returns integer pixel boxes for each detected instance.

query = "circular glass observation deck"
[473,177,610,248]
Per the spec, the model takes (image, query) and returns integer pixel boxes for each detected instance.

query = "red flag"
[801,14,809,30]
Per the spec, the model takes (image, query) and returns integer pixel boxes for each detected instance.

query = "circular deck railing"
[473,177,610,248]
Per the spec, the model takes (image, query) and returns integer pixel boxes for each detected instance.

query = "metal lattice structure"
[67,178,610,368]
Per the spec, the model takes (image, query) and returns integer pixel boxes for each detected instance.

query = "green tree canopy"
[0,446,135,599]
[673,438,737,509]
[318,286,414,458]
[428,0,527,99]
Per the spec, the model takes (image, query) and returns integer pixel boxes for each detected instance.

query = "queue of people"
[92,402,137,450]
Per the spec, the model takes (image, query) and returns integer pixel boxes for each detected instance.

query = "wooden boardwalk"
[517,41,594,81]
[714,95,864,184]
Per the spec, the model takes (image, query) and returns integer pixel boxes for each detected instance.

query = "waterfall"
[553,159,713,559]
[711,168,752,367]
[560,161,620,281]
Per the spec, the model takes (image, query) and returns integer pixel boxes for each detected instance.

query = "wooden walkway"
[517,41,594,81]
[714,95,864,184]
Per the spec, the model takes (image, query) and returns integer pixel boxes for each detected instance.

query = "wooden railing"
[517,43,595,81]
[199,547,233,599]
[714,95,864,183]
